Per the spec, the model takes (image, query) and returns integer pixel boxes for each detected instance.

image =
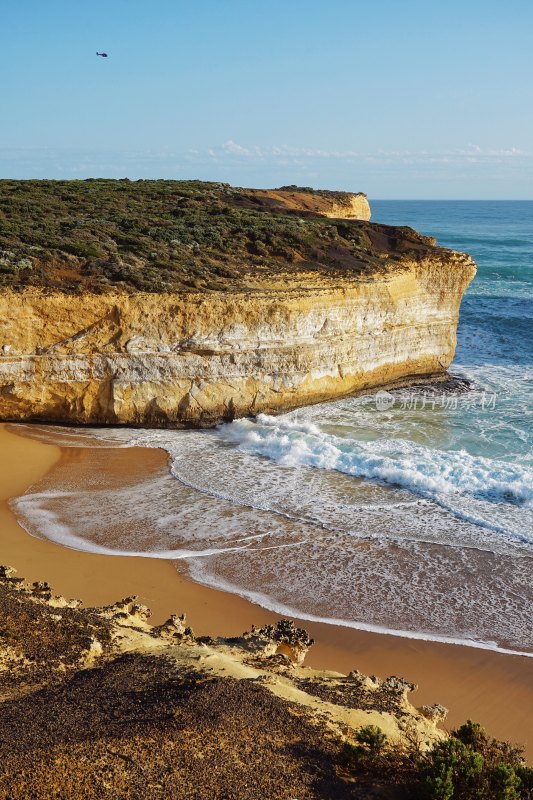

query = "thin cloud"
[219,141,360,159]
[1,144,531,197]
[211,141,530,166]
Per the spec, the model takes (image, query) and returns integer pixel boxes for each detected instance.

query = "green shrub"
[516,765,533,794]
[63,241,103,259]
[453,720,490,752]
[338,719,531,799]
[340,725,388,772]
[355,724,388,757]
[421,738,485,799]
[489,764,521,800]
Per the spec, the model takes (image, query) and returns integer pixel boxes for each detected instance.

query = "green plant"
[355,724,388,758]
[516,765,533,795]
[337,719,531,799]
[0,178,432,293]
[421,738,485,799]
[489,764,521,800]
[453,720,490,752]
[340,725,388,773]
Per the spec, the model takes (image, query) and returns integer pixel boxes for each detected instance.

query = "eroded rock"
[130,603,151,622]
[243,620,314,665]
[382,675,418,699]
[347,671,417,699]
[152,614,194,641]
[0,565,17,580]
[0,252,476,427]
[420,703,449,724]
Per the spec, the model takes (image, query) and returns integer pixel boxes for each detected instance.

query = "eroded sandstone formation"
[0,255,475,426]
[0,180,476,427]
[246,185,372,220]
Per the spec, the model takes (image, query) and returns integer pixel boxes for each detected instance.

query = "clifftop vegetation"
[0,179,437,293]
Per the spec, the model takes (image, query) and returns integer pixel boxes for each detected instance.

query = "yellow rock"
[0,250,475,427]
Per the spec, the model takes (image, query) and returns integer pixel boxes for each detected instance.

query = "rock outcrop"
[0,255,475,427]
[0,567,452,799]
[0,179,476,427]
[241,620,315,665]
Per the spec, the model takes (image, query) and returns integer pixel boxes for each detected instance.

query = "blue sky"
[1,0,532,198]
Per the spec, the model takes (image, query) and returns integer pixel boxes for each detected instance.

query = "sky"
[1,0,532,198]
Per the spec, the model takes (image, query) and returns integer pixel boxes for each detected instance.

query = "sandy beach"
[1,422,531,757]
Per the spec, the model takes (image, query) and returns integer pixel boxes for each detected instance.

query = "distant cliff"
[0,180,475,427]
[247,185,371,220]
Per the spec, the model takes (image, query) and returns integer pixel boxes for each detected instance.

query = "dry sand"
[0,422,531,756]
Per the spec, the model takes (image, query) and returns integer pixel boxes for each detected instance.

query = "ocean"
[11,201,533,656]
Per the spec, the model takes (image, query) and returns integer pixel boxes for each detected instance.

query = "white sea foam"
[15,419,533,556]
[12,492,261,559]
[7,199,533,658]
[218,415,533,536]
[11,469,533,658]
[185,559,533,659]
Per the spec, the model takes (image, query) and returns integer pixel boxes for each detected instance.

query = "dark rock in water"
[396,374,473,396]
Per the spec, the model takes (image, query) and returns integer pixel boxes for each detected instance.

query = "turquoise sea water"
[12,202,533,655]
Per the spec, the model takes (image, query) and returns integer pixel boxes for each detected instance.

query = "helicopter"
[96,52,108,58]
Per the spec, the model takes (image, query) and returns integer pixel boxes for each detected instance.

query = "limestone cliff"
[0,179,475,427]
[0,254,475,427]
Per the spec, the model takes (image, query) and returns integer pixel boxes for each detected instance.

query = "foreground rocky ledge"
[2,567,531,799]
[0,180,475,426]
[0,566,447,799]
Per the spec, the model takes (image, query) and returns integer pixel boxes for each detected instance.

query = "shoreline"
[1,422,532,756]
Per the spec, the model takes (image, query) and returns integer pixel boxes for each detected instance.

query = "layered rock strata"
[0,179,475,427]
[0,249,475,426]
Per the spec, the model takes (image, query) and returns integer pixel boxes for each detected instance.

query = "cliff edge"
[3,567,529,799]
[0,180,476,427]
[0,567,447,799]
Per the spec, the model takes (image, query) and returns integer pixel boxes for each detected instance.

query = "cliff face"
[0,179,475,427]
[0,253,475,427]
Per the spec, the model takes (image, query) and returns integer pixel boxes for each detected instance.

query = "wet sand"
[1,422,531,757]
